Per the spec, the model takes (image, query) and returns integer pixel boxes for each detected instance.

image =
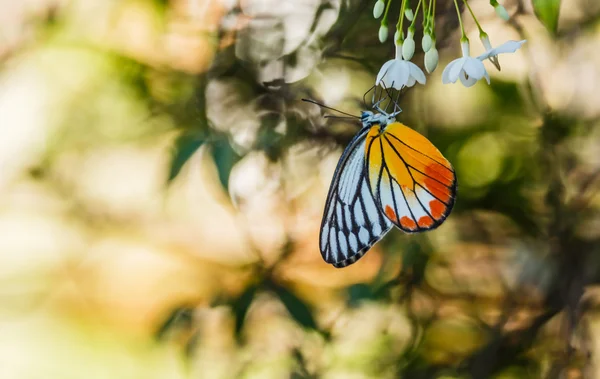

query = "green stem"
[463,0,484,33]
[396,0,408,41]
[382,0,393,24]
[409,0,423,29]
[432,0,436,29]
[453,0,466,38]
[421,0,429,29]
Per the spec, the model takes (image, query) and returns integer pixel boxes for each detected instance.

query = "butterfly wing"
[320,128,393,268]
[365,122,456,232]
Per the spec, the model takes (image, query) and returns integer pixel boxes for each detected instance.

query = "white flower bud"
[394,30,401,44]
[373,0,385,19]
[424,47,439,73]
[402,32,415,60]
[404,8,414,21]
[378,24,389,43]
[422,33,432,52]
[494,4,509,20]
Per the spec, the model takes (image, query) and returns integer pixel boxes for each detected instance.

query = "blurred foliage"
[1,0,600,379]
[532,0,562,34]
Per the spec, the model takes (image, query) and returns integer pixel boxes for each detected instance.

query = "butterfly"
[304,89,457,268]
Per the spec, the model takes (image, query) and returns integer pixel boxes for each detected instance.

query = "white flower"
[442,39,526,87]
[442,40,489,87]
[378,24,389,42]
[478,39,526,62]
[376,42,426,90]
[373,0,385,19]
[480,34,501,70]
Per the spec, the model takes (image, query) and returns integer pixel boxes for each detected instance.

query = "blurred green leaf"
[347,283,375,307]
[532,0,561,34]
[210,139,241,191]
[269,281,317,330]
[231,285,258,340]
[167,132,205,183]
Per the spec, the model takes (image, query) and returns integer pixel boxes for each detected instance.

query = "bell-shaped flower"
[442,39,526,87]
[376,42,426,90]
[442,40,489,87]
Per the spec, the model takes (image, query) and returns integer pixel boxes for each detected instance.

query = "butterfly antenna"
[393,89,402,114]
[302,99,359,119]
[372,85,381,107]
[362,85,376,109]
[383,81,397,113]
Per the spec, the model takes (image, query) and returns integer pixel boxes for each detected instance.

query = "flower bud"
[424,47,439,73]
[422,33,432,52]
[378,24,389,43]
[394,29,401,44]
[494,3,509,20]
[404,8,414,21]
[402,31,415,60]
[373,0,385,19]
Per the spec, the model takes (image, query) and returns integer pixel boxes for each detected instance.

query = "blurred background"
[0,0,599,378]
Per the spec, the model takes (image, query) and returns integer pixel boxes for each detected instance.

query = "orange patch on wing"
[381,139,412,186]
[384,205,397,222]
[418,216,434,228]
[400,216,417,230]
[366,126,384,190]
[384,123,453,169]
[424,164,454,186]
[423,176,451,203]
[429,200,446,219]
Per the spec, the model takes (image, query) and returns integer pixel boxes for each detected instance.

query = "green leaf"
[210,139,241,191]
[532,0,561,34]
[231,285,258,339]
[269,281,317,330]
[167,133,204,183]
[347,283,375,307]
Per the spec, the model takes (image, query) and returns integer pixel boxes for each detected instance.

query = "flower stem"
[431,0,436,37]
[423,0,431,29]
[410,0,422,29]
[396,0,408,41]
[463,0,484,34]
[453,0,466,39]
[382,0,393,25]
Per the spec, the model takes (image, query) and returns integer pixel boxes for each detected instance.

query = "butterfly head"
[360,108,399,128]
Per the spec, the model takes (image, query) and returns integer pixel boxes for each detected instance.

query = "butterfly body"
[319,108,456,268]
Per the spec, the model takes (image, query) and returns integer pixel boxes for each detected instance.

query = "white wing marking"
[319,129,393,267]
